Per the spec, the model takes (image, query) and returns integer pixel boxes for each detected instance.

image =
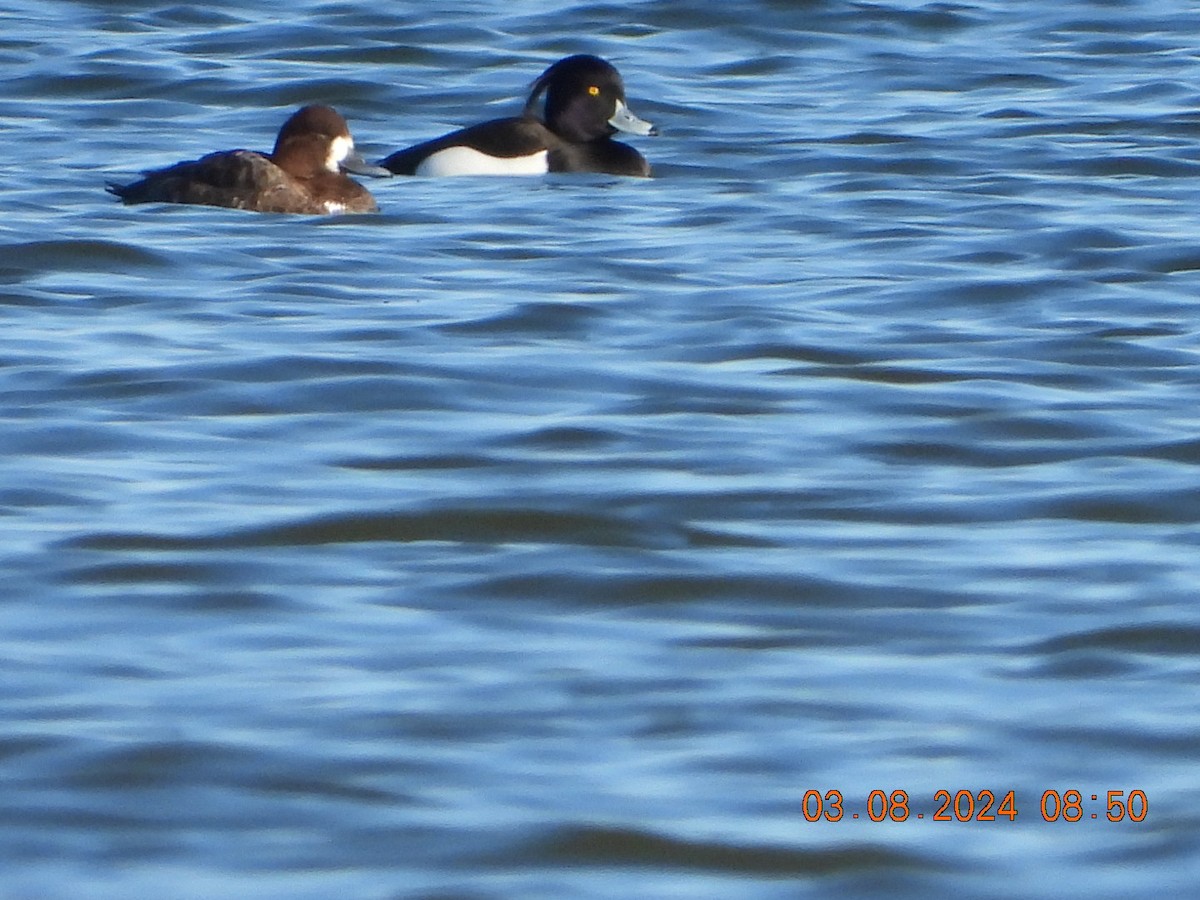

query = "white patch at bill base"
[326,136,353,172]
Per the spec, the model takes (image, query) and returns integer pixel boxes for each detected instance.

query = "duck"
[379,55,656,178]
[107,105,391,214]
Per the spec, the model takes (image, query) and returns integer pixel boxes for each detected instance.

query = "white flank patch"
[327,135,353,172]
[416,146,549,177]
[322,201,348,214]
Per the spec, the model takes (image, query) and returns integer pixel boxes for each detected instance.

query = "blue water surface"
[3,1,1200,897]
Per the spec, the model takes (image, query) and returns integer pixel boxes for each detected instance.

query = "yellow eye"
[588,85,600,96]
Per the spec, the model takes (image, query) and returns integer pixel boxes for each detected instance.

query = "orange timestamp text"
[802,789,1148,823]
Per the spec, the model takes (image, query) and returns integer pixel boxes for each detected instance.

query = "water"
[3,0,1200,897]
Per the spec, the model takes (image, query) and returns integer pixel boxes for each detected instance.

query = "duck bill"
[608,99,657,137]
[340,152,393,178]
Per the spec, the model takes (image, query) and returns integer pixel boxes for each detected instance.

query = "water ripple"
[4,1,1200,897]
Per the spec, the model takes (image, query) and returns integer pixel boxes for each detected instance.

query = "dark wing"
[379,117,553,174]
[107,150,284,209]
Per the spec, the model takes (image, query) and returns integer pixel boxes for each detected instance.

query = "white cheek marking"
[327,135,353,172]
[323,201,348,214]
[415,146,549,177]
